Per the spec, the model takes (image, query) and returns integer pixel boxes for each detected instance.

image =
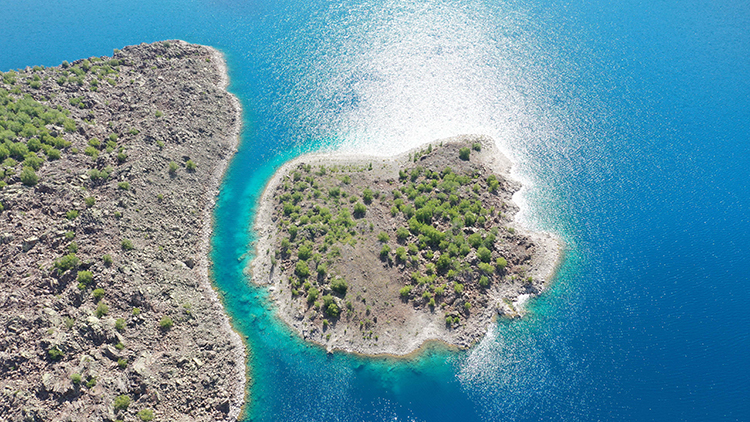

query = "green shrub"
[353,201,366,217]
[113,395,130,411]
[67,242,78,253]
[472,142,482,151]
[84,146,98,159]
[115,318,125,331]
[23,154,44,170]
[65,231,75,240]
[399,285,412,298]
[495,257,507,272]
[95,302,109,318]
[75,271,93,286]
[185,159,196,171]
[20,167,38,186]
[132,307,141,316]
[137,409,154,421]
[155,110,163,118]
[362,188,374,204]
[55,254,79,272]
[307,287,319,304]
[379,244,391,259]
[454,283,464,294]
[478,262,494,274]
[477,246,492,263]
[71,373,82,385]
[159,316,173,330]
[85,377,96,388]
[395,246,407,262]
[459,147,470,160]
[298,245,312,260]
[117,152,127,163]
[117,181,129,190]
[92,288,105,301]
[63,119,77,132]
[48,346,64,361]
[102,254,113,265]
[295,261,310,278]
[322,295,340,317]
[84,196,95,207]
[66,210,79,220]
[121,239,134,250]
[464,301,472,310]
[396,227,410,240]
[436,253,452,271]
[377,232,389,243]
[331,277,348,295]
[117,358,127,369]
[168,161,179,174]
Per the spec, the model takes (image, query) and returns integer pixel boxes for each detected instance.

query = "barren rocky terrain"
[0,41,245,421]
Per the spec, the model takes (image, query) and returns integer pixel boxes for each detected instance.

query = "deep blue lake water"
[3,0,749,420]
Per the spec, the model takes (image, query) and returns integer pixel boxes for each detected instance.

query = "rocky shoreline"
[0,41,245,421]
[251,135,563,356]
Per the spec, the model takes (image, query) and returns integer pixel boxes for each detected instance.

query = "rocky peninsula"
[0,41,245,421]
[251,135,562,356]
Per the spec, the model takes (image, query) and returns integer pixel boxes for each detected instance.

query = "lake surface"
[2,0,749,420]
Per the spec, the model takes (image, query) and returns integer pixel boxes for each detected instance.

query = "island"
[251,136,563,355]
[0,41,245,421]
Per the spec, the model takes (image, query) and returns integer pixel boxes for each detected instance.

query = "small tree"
[138,409,155,421]
[477,246,492,263]
[495,257,508,272]
[92,288,105,301]
[331,277,348,295]
[168,161,179,175]
[113,395,130,411]
[159,316,173,330]
[95,302,109,318]
[20,167,38,186]
[77,270,93,285]
[353,201,366,218]
[295,261,311,278]
[459,147,470,161]
[362,188,374,204]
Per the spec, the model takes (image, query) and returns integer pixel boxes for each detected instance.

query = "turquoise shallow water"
[3,0,750,420]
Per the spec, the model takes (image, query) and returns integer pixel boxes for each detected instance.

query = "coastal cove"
[3,0,750,420]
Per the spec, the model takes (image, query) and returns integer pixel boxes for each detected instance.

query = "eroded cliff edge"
[0,41,245,421]
[251,136,563,356]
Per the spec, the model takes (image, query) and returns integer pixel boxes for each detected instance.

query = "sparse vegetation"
[159,316,173,330]
[121,239,134,250]
[138,409,155,421]
[113,395,130,411]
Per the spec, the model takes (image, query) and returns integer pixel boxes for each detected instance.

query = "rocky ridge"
[0,41,245,421]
